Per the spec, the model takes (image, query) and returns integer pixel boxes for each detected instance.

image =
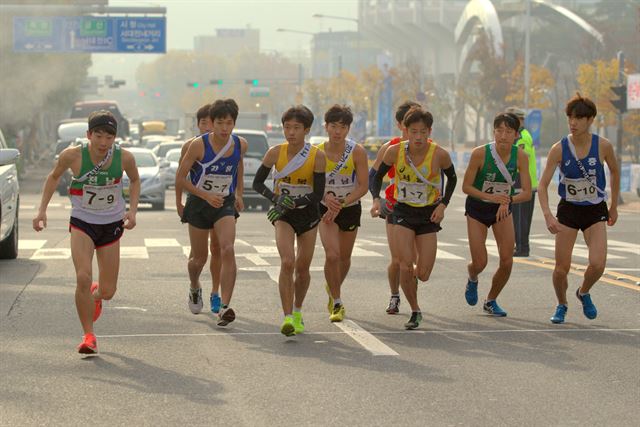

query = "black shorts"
[392,202,442,235]
[378,199,395,225]
[465,196,512,228]
[557,199,608,231]
[182,194,236,229]
[320,203,362,232]
[275,204,320,236]
[69,217,124,248]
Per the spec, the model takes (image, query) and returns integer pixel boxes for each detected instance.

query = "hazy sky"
[90,0,359,80]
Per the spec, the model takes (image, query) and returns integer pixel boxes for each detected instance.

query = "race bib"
[396,181,429,205]
[278,182,312,200]
[81,184,120,210]
[565,177,598,203]
[325,182,356,206]
[481,181,511,196]
[199,174,233,196]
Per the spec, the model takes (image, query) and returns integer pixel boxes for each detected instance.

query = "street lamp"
[276,28,315,36]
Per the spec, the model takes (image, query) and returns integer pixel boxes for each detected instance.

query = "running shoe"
[280,316,295,337]
[210,293,221,314]
[217,306,236,326]
[293,311,305,334]
[465,279,478,306]
[77,333,97,354]
[325,283,333,314]
[404,312,423,330]
[550,304,568,324]
[329,303,345,323]
[91,282,102,322]
[386,295,400,314]
[188,287,203,314]
[483,300,507,317]
[576,289,597,319]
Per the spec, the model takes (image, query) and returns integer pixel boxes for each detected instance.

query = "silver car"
[122,148,167,211]
[0,128,20,259]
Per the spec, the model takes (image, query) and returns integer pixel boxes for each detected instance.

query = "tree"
[505,58,556,109]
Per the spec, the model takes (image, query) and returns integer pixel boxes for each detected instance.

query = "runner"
[461,112,532,317]
[371,107,457,330]
[175,99,247,326]
[538,94,619,324]
[317,105,369,322]
[369,101,419,314]
[252,105,326,336]
[176,103,243,314]
[32,110,140,354]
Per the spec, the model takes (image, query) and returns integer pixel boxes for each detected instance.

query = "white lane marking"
[121,246,149,259]
[537,246,624,260]
[235,239,251,246]
[145,238,180,247]
[20,204,36,210]
[333,319,399,356]
[609,239,640,249]
[31,248,70,260]
[110,306,148,312]
[253,245,279,255]
[240,266,323,282]
[606,268,640,272]
[437,249,464,260]
[182,246,191,257]
[356,238,387,246]
[454,207,466,213]
[351,246,383,257]
[19,239,47,250]
[243,254,269,266]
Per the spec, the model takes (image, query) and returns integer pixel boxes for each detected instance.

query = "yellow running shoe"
[280,316,295,336]
[292,311,305,334]
[329,304,345,322]
[325,283,333,313]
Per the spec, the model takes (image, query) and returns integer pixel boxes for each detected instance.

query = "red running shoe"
[91,282,102,322]
[77,333,97,354]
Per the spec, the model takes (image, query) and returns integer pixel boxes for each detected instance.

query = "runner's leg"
[467,216,489,281]
[580,222,607,294]
[213,216,237,306]
[320,221,341,299]
[209,228,222,295]
[552,227,578,305]
[293,227,319,309]
[187,225,210,289]
[95,241,120,302]
[275,221,296,315]
[487,215,515,300]
[396,225,419,312]
[70,229,95,335]
[414,232,437,283]
[337,229,358,286]
[386,221,400,295]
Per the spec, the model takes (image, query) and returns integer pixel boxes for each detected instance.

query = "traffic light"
[610,85,627,114]
[210,79,223,85]
[109,79,126,88]
[245,79,259,86]
[187,82,201,88]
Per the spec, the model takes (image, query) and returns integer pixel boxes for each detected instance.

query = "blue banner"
[377,75,393,136]
[525,109,542,148]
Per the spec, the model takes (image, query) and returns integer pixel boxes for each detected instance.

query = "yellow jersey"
[393,140,441,207]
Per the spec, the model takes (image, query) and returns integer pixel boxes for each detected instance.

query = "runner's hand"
[370,198,381,217]
[544,212,563,234]
[124,211,137,230]
[176,203,185,218]
[380,200,393,219]
[324,193,342,212]
[267,205,286,222]
[607,206,617,226]
[204,193,224,208]
[491,193,511,205]
[32,212,47,232]
[495,203,510,222]
[235,196,244,212]
[275,194,296,210]
[430,203,446,223]
[322,208,338,224]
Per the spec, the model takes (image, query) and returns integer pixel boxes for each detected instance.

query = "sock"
[334,298,342,306]
[211,292,219,297]
[285,314,294,320]
[468,277,478,283]
[391,293,400,298]
[221,304,228,310]
[293,306,302,313]
[578,290,588,296]
[486,299,495,303]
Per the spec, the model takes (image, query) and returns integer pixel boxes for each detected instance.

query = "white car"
[0,128,20,259]
[164,148,182,188]
[122,148,167,210]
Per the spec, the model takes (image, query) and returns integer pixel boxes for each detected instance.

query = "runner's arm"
[175,138,210,200]
[342,145,369,207]
[293,150,326,208]
[537,142,561,217]
[371,144,397,199]
[252,146,279,202]
[368,142,391,196]
[122,149,141,215]
[236,138,248,200]
[175,140,192,208]
[33,148,76,230]
[601,138,619,226]
[512,149,532,204]
[438,149,457,206]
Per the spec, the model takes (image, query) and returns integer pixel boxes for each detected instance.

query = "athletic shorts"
[465,196,512,228]
[69,216,124,248]
[320,203,362,232]
[557,199,608,231]
[182,193,236,230]
[378,199,395,225]
[392,202,442,235]
[275,204,320,236]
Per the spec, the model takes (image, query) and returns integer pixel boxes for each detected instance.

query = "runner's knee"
[76,271,92,287]
[325,250,340,265]
[100,286,117,300]
[415,268,431,282]
[209,243,221,257]
[588,260,605,275]
[553,265,570,279]
[219,243,235,260]
[281,257,295,274]
[188,255,207,270]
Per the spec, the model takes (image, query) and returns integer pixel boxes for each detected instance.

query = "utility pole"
[616,51,625,205]
[524,0,531,112]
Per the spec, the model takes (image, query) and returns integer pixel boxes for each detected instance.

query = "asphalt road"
[1,170,639,426]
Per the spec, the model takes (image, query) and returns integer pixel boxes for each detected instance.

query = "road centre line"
[534,256,640,283]
[333,319,399,356]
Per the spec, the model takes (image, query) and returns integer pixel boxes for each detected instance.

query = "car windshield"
[237,133,268,159]
[58,123,87,141]
[166,150,181,162]
[156,143,183,158]
[133,151,157,167]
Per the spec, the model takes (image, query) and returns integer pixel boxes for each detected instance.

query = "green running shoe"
[293,311,305,334]
[280,316,295,337]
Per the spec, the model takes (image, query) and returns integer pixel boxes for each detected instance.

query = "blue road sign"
[525,109,543,148]
[13,16,166,53]
[377,75,393,136]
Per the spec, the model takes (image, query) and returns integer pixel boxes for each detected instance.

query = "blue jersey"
[558,134,606,206]
[189,133,241,197]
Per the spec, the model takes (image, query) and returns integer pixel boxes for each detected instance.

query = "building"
[194,28,259,56]
[311,30,380,78]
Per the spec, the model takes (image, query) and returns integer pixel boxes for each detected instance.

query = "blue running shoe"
[483,300,507,317]
[210,293,221,314]
[550,304,568,324]
[576,289,597,319]
[465,279,478,306]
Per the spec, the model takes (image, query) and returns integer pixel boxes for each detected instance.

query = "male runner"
[462,113,532,317]
[252,105,326,336]
[538,94,619,323]
[371,107,457,329]
[317,105,369,322]
[369,101,419,314]
[175,99,247,326]
[176,103,243,314]
[33,110,140,354]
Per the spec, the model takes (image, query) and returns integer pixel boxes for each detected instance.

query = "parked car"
[234,129,271,210]
[122,148,167,210]
[141,135,175,151]
[163,148,182,188]
[152,140,185,160]
[70,100,129,139]
[309,136,326,146]
[0,128,20,259]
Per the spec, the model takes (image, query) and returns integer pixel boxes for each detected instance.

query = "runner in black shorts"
[319,203,361,232]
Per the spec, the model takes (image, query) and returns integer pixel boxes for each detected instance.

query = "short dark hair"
[395,101,420,124]
[565,93,597,118]
[324,104,353,126]
[281,105,314,129]
[209,99,239,122]
[493,112,520,131]
[196,104,211,122]
[402,107,433,128]
[88,110,117,136]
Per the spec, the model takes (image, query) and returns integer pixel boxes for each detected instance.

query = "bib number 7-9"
[81,184,119,210]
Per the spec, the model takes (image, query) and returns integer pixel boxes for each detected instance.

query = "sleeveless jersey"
[472,143,518,201]
[393,141,441,207]
[274,143,318,203]
[189,133,241,198]
[558,134,606,205]
[318,141,358,207]
[384,137,401,206]
[70,142,125,224]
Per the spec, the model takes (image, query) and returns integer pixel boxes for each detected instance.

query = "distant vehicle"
[0,128,20,259]
[152,140,185,160]
[70,100,129,138]
[163,148,182,189]
[55,119,87,155]
[140,120,167,137]
[122,148,167,211]
[234,129,271,210]
[141,135,175,150]
[236,112,268,132]
[309,136,326,146]
[363,136,396,160]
